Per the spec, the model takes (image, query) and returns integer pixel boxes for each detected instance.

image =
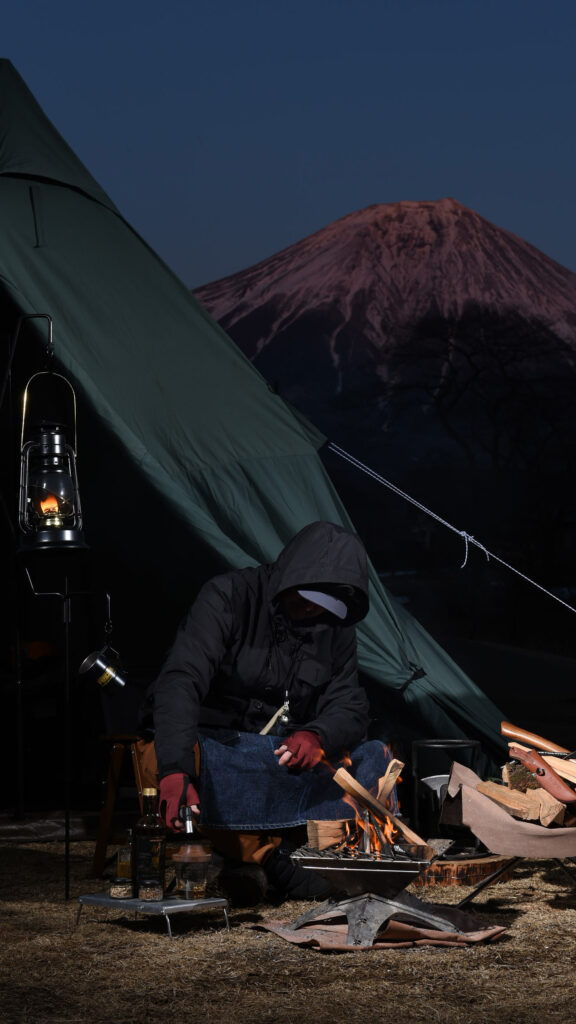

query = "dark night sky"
[4,0,576,287]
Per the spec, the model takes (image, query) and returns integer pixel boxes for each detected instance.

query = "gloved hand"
[277,730,324,771]
[158,772,200,831]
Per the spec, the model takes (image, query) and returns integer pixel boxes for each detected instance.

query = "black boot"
[218,861,269,907]
[264,843,335,901]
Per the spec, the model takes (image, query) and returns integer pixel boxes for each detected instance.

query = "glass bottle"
[116,829,132,880]
[109,828,135,899]
[172,806,212,900]
[133,787,167,901]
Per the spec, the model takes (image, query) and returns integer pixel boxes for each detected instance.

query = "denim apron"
[197,731,398,830]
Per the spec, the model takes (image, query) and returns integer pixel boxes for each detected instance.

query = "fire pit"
[268,766,506,949]
[282,759,480,947]
[287,840,469,947]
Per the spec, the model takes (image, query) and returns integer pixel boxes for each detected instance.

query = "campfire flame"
[341,794,399,855]
[320,751,351,772]
[318,752,400,856]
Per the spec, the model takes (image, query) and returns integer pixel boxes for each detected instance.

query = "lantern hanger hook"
[104,592,114,642]
[1,312,54,415]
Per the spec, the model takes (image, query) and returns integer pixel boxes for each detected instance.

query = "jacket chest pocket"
[294,658,331,692]
[289,659,331,720]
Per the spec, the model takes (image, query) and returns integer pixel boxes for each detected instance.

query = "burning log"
[376,758,404,804]
[332,766,436,859]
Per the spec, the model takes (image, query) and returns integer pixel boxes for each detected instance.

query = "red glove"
[282,731,324,771]
[158,773,200,831]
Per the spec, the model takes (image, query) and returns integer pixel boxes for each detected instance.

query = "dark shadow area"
[1,307,228,816]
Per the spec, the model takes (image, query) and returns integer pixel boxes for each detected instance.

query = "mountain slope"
[195,198,576,352]
[194,199,576,571]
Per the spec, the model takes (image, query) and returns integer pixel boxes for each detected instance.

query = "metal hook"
[104,592,113,640]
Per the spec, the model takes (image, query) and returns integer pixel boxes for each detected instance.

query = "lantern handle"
[21,371,79,452]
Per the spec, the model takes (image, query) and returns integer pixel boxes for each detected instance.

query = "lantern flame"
[40,494,59,515]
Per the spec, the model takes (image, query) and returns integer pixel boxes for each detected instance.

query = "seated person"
[145,520,397,903]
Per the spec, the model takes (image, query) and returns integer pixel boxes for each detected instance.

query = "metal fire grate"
[290,842,430,900]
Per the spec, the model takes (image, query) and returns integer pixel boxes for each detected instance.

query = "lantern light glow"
[18,372,87,551]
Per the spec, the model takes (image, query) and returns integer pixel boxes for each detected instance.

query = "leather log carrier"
[443,761,576,859]
[438,720,576,860]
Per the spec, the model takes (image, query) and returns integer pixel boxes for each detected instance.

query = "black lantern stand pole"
[3,314,89,899]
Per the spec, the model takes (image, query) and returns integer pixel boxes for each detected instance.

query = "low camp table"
[77,892,230,939]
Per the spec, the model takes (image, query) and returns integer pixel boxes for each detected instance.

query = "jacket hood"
[269,521,369,625]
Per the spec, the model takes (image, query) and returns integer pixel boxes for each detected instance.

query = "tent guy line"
[328,443,576,618]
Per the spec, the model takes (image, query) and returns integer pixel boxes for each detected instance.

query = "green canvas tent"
[0,59,507,765]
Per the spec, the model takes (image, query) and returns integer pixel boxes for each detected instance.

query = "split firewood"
[376,758,404,803]
[477,780,540,820]
[502,760,566,823]
[537,790,567,827]
[477,780,566,826]
[332,766,436,859]
[306,819,348,851]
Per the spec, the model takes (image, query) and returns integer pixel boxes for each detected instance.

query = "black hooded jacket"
[151,521,371,779]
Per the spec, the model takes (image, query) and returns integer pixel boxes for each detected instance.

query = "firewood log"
[332,766,436,859]
[477,780,566,826]
[477,780,540,820]
[306,820,348,850]
[536,789,566,827]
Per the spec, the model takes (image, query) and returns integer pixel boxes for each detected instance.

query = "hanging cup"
[79,646,126,688]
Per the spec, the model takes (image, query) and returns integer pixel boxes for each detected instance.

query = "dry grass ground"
[1,840,576,1024]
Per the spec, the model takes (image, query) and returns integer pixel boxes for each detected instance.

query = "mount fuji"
[194,199,576,570]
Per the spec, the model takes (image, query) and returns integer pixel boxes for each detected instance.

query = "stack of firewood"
[476,721,576,828]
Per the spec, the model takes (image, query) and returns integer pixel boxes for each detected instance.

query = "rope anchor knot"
[459,531,490,568]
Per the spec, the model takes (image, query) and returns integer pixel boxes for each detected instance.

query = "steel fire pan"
[291,845,431,900]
